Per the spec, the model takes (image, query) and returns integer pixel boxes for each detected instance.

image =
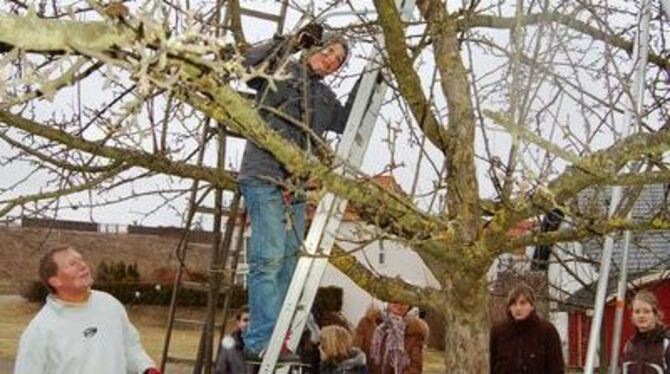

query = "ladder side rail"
[283,68,390,355]
[160,121,212,372]
[215,208,247,359]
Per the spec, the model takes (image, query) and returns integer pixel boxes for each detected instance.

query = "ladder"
[259,0,417,372]
[160,2,291,373]
[159,122,247,374]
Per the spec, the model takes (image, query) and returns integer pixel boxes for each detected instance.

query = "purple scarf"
[370,312,410,373]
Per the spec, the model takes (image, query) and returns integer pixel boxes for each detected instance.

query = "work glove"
[296,23,323,50]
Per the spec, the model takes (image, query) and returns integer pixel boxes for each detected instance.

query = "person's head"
[631,290,664,332]
[387,301,411,317]
[319,325,353,362]
[234,305,250,332]
[39,245,92,302]
[305,35,348,77]
[507,285,536,321]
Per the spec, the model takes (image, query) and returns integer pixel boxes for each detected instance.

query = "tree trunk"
[442,276,490,373]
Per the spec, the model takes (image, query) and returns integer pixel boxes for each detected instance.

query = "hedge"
[21,281,247,309]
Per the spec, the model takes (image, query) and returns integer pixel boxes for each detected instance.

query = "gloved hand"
[144,368,162,374]
[296,23,323,50]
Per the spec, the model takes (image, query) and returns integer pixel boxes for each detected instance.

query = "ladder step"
[239,8,282,22]
[194,205,240,217]
[166,355,197,365]
[173,318,223,329]
[181,281,231,295]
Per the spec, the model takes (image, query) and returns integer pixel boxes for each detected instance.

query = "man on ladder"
[236,22,356,365]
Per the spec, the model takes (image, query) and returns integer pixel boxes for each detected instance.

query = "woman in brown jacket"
[489,285,564,374]
[622,290,670,374]
[353,303,429,374]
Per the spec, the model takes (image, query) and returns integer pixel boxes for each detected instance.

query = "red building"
[567,276,670,369]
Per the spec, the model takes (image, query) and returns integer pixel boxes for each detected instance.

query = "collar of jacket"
[633,325,667,343]
[508,310,540,329]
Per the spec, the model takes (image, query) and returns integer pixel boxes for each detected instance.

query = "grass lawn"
[0,295,445,373]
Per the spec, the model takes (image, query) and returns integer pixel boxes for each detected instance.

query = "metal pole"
[584,1,652,372]
[608,230,632,374]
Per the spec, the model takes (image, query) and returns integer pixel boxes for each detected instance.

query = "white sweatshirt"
[14,290,155,374]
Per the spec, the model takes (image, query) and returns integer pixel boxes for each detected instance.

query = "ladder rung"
[174,318,223,329]
[194,205,239,216]
[166,355,197,365]
[181,281,231,294]
[239,7,282,22]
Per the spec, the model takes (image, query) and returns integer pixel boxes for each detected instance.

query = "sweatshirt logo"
[83,327,98,338]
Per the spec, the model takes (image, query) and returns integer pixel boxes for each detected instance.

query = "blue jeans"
[239,181,305,353]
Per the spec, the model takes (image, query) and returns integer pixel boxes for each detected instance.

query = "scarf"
[371,312,410,373]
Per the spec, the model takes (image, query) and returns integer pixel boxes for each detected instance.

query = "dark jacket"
[214,329,247,374]
[237,38,353,183]
[320,348,368,374]
[622,326,670,374]
[489,311,564,374]
[353,306,429,374]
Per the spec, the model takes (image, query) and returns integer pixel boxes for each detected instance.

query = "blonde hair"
[632,290,664,326]
[320,325,352,363]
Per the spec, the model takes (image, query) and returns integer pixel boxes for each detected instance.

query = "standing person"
[237,24,356,361]
[489,285,564,374]
[622,290,670,374]
[353,302,429,374]
[215,305,250,374]
[14,245,160,374]
[319,325,367,374]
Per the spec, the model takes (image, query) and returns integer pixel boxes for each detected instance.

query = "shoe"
[244,348,265,362]
[278,350,301,363]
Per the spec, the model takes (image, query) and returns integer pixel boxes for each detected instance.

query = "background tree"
[0,0,668,371]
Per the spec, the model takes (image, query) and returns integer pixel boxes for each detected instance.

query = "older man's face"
[307,42,346,77]
[48,248,93,296]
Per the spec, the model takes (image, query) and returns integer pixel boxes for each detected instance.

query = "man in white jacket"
[14,245,161,374]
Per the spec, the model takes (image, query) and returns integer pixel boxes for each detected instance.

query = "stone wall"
[0,226,213,292]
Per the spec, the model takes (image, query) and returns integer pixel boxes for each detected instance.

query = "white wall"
[320,221,440,324]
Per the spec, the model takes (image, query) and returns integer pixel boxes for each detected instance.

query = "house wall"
[320,221,440,325]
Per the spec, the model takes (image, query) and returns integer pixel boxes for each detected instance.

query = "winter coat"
[353,306,429,374]
[489,311,564,374]
[320,348,368,374]
[237,38,354,184]
[622,326,670,374]
[214,329,247,374]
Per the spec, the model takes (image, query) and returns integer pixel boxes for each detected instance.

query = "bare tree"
[1,0,669,371]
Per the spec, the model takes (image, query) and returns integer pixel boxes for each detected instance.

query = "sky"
[0,0,667,229]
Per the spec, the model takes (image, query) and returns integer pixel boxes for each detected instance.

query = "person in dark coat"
[489,285,564,374]
[353,303,428,374]
[319,325,367,374]
[215,306,250,374]
[622,290,670,374]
